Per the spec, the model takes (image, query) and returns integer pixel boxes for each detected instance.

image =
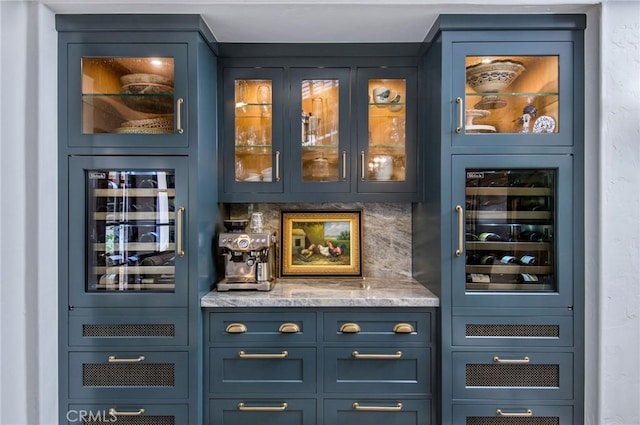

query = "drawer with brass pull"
[209,398,317,425]
[452,351,574,400]
[324,311,431,343]
[452,403,573,425]
[208,311,316,343]
[66,403,188,425]
[209,347,317,394]
[324,398,432,425]
[324,347,431,394]
[68,351,188,399]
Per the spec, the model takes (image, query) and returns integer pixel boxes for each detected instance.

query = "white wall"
[0,1,638,424]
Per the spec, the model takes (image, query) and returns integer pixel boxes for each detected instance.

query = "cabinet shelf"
[466,241,551,251]
[466,187,552,196]
[466,211,552,220]
[93,212,176,221]
[94,188,176,197]
[93,242,175,251]
[466,265,552,274]
[466,282,555,291]
[95,265,174,274]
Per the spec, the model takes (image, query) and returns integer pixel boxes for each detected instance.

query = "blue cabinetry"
[415,14,585,425]
[57,14,219,425]
[204,307,436,424]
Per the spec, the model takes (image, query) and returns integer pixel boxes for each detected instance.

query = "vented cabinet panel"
[66,404,188,425]
[452,315,573,347]
[68,351,188,398]
[452,352,573,400]
[69,308,188,346]
[453,404,573,425]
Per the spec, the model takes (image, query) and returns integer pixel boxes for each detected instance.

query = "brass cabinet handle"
[176,207,185,257]
[109,408,145,417]
[360,151,366,181]
[455,96,463,133]
[238,350,288,359]
[339,323,361,333]
[176,98,184,134]
[278,323,300,333]
[238,402,288,412]
[455,205,464,257]
[275,150,281,181]
[108,355,145,363]
[353,402,403,411]
[225,323,247,334]
[342,150,347,180]
[393,323,415,333]
[352,351,402,359]
[493,356,530,364]
[497,409,533,417]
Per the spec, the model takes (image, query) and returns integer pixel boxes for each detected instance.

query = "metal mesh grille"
[466,364,559,387]
[83,324,176,337]
[466,324,559,338]
[84,416,175,424]
[467,417,559,425]
[82,363,175,387]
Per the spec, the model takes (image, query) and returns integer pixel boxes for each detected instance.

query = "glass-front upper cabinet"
[66,44,188,147]
[357,68,418,194]
[290,68,351,193]
[451,42,574,146]
[68,156,189,307]
[222,68,284,194]
[451,155,574,308]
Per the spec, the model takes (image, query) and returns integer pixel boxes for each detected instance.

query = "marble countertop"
[201,277,439,308]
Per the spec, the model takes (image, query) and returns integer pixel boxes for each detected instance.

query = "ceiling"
[39,0,596,43]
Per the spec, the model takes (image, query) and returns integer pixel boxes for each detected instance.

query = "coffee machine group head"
[217,220,274,291]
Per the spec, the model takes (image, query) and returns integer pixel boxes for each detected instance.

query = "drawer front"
[452,315,573,347]
[209,311,317,344]
[453,403,573,425]
[66,403,188,425]
[209,398,316,425]
[68,351,188,399]
[324,347,430,394]
[210,347,316,394]
[452,352,573,400]
[69,308,188,347]
[324,311,431,344]
[325,399,431,425]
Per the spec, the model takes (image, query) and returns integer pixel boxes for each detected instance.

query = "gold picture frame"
[281,210,362,277]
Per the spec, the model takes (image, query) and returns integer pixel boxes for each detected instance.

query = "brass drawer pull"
[238,350,288,359]
[339,323,361,333]
[109,408,145,417]
[279,323,300,333]
[393,323,415,333]
[107,355,145,363]
[353,402,403,411]
[225,323,247,334]
[493,356,530,364]
[497,409,533,417]
[352,351,402,359]
[238,402,288,412]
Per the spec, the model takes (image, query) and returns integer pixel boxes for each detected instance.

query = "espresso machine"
[216,220,275,291]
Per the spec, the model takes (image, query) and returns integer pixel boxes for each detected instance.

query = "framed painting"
[281,210,362,277]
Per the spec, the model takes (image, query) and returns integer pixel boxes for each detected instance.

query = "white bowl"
[466,60,525,93]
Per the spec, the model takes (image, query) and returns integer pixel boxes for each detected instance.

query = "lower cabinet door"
[324,347,430,394]
[209,398,316,425]
[324,399,431,425]
[453,403,573,425]
[68,351,188,399]
[210,347,316,394]
[66,403,188,424]
[452,352,573,400]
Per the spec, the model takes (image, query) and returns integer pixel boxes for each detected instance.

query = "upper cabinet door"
[451,41,574,146]
[66,43,189,148]
[357,67,418,196]
[221,68,285,195]
[290,67,351,194]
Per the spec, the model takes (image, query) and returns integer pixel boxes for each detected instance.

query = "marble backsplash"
[228,203,412,278]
